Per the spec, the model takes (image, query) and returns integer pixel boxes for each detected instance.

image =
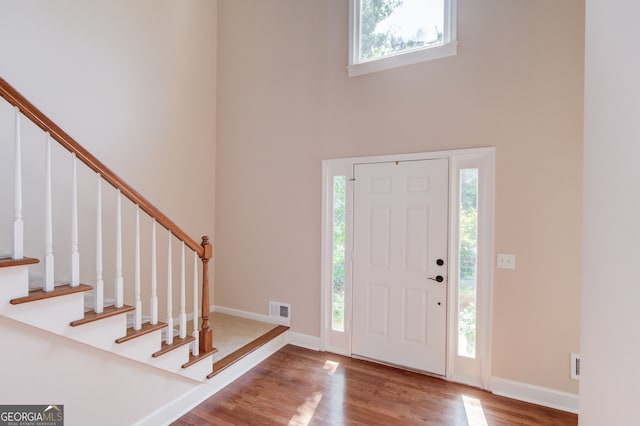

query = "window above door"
[348,0,458,77]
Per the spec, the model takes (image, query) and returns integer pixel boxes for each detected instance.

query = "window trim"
[347,0,458,77]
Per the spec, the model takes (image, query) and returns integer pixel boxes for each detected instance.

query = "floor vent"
[571,353,580,380]
[269,301,291,325]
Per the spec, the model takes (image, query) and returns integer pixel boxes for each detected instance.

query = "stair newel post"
[166,230,174,345]
[134,207,142,331]
[115,190,123,308]
[95,176,104,314]
[192,251,199,356]
[70,154,79,287]
[151,219,158,325]
[199,236,213,353]
[44,134,54,291]
[13,107,23,260]
[179,242,187,339]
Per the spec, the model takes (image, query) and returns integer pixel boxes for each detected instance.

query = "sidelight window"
[458,168,478,358]
[332,176,347,331]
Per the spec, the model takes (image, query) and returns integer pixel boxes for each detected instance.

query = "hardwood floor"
[173,345,578,425]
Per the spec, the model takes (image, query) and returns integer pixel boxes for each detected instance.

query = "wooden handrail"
[0,77,204,257]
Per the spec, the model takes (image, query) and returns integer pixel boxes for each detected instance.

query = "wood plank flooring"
[173,345,578,425]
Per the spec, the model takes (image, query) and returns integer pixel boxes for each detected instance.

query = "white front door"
[352,159,449,375]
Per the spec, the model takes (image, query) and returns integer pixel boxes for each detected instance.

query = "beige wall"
[216,0,584,394]
[581,1,640,424]
[0,0,216,240]
[0,1,216,316]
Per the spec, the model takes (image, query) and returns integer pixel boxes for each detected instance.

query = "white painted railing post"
[179,242,187,339]
[192,251,199,356]
[115,190,123,308]
[166,231,174,345]
[95,177,104,314]
[150,219,158,325]
[44,134,54,291]
[70,154,79,287]
[12,107,23,260]
[134,207,142,330]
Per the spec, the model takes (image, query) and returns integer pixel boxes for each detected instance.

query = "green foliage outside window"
[458,169,478,357]
[459,170,478,281]
[360,0,443,61]
[332,177,346,331]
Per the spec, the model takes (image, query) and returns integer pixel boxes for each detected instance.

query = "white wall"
[0,1,216,319]
[581,1,640,424]
[0,316,196,426]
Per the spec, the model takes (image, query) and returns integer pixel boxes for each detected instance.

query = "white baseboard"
[490,376,579,414]
[135,331,288,426]
[288,332,321,351]
[212,305,277,324]
[212,305,321,351]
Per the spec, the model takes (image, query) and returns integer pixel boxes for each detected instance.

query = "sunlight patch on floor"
[323,360,339,376]
[462,395,488,426]
[289,391,323,426]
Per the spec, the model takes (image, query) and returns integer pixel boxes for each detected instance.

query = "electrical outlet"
[571,353,580,380]
[497,254,516,269]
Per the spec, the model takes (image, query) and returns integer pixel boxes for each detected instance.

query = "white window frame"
[348,0,458,77]
[320,147,494,389]
[448,152,495,389]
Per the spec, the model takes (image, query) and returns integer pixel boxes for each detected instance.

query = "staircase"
[0,78,289,425]
[0,255,213,381]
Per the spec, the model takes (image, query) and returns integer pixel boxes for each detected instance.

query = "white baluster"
[150,219,158,325]
[12,107,23,260]
[192,251,199,356]
[70,154,79,287]
[44,134,54,291]
[179,242,187,339]
[95,177,104,314]
[166,231,174,345]
[114,190,123,308]
[134,207,142,330]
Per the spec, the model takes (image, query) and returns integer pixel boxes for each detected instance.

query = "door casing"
[320,147,495,389]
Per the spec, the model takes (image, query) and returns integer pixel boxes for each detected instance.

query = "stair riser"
[3,293,85,334]
[0,266,29,309]
[149,345,191,372]
[65,315,127,350]
[112,330,163,362]
[180,353,214,381]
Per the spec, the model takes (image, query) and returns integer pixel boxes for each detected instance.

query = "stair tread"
[0,256,40,268]
[70,305,135,327]
[152,336,195,358]
[115,321,167,344]
[182,347,218,369]
[207,325,289,379]
[10,283,92,305]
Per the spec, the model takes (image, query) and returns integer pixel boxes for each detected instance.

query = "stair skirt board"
[1,288,292,384]
[0,263,292,397]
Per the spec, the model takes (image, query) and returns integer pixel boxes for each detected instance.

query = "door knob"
[428,275,444,283]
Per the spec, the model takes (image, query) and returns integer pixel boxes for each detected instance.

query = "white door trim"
[320,147,495,388]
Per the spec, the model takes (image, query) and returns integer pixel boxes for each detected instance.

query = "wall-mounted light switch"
[497,254,516,269]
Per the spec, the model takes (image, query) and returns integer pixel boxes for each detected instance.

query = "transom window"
[348,0,457,76]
